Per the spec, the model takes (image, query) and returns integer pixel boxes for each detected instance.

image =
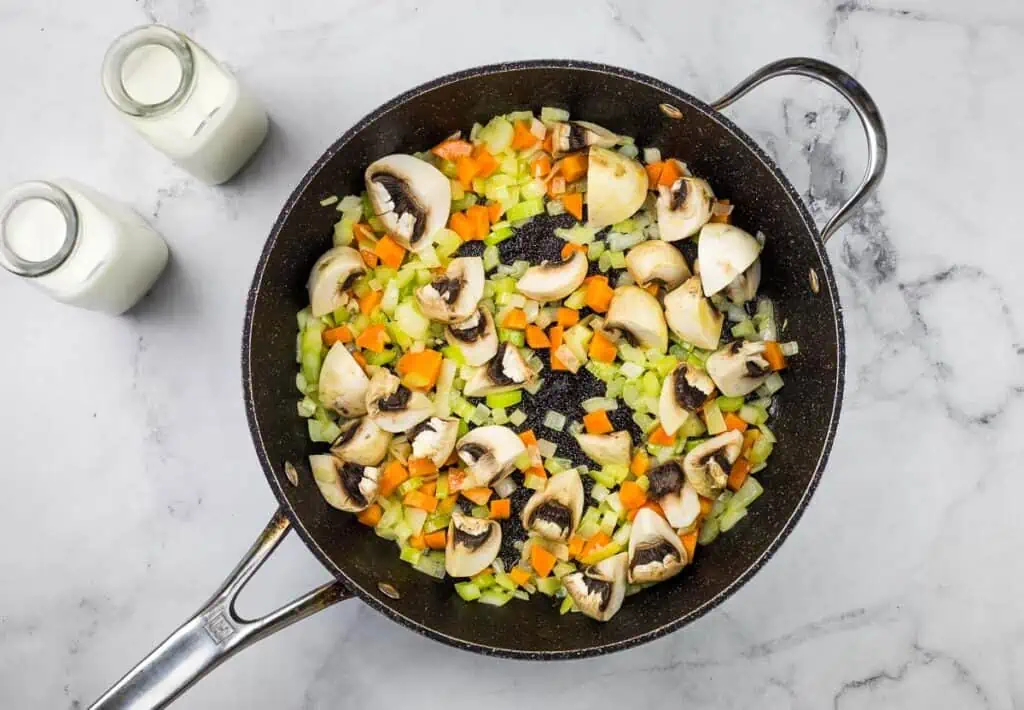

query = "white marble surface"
[2,0,1023,707]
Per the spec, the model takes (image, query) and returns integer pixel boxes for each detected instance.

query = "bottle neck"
[0,181,80,278]
[102,24,197,119]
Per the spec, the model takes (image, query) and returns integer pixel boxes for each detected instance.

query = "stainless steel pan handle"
[90,509,351,710]
[711,57,888,242]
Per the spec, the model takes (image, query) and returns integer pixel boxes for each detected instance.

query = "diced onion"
[582,397,618,413]
[494,477,518,499]
[781,341,800,357]
[543,410,566,432]
[643,147,662,164]
[536,439,558,458]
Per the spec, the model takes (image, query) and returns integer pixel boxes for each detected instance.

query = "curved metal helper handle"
[90,509,352,710]
[711,57,888,242]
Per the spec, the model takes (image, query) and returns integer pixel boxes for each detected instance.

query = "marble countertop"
[3,0,1023,708]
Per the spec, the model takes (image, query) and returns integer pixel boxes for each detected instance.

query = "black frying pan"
[91,58,886,709]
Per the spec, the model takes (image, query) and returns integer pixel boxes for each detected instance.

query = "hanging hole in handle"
[659,103,683,119]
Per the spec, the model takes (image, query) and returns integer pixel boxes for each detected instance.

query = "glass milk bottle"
[0,180,169,314]
[101,25,269,185]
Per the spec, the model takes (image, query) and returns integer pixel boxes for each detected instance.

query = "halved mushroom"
[319,343,370,417]
[683,430,743,499]
[625,240,690,290]
[408,417,459,468]
[365,154,450,252]
[456,425,527,488]
[307,246,365,317]
[724,259,761,304]
[627,508,687,583]
[697,223,762,297]
[365,369,434,433]
[415,257,485,323]
[574,430,632,467]
[445,512,502,578]
[644,460,700,528]
[656,176,714,242]
[463,342,536,397]
[308,454,379,513]
[603,286,668,353]
[549,120,619,153]
[663,276,723,350]
[705,340,771,397]
[521,468,584,542]
[516,250,587,303]
[445,308,498,366]
[658,364,716,436]
[562,552,628,622]
[330,417,391,466]
[586,146,649,229]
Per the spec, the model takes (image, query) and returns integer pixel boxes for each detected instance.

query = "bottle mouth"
[0,182,79,278]
[101,24,196,118]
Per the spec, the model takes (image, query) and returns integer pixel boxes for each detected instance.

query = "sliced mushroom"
[463,342,536,397]
[562,552,628,622]
[645,460,700,528]
[603,286,668,353]
[365,369,434,433]
[663,276,723,350]
[724,259,761,304]
[658,364,716,436]
[445,307,498,366]
[574,430,632,467]
[308,454,379,513]
[456,425,527,488]
[516,250,587,303]
[415,257,485,323]
[586,146,649,229]
[627,508,687,583]
[408,417,459,468]
[521,468,585,542]
[625,240,690,290]
[705,340,771,397]
[656,176,714,242]
[330,417,391,466]
[549,120,619,153]
[683,430,743,499]
[697,223,762,297]
[365,154,450,252]
[319,343,370,417]
[445,512,502,578]
[307,246,365,317]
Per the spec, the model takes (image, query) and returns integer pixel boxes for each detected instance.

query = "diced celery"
[681,415,707,438]
[757,423,777,443]
[300,321,325,385]
[365,349,397,367]
[622,382,641,408]
[718,506,747,533]
[608,250,627,269]
[731,319,757,339]
[739,404,767,425]
[524,473,547,490]
[535,576,562,596]
[635,475,650,492]
[618,343,646,365]
[579,540,622,566]
[652,355,679,377]
[698,516,720,545]
[749,436,774,465]
[297,397,316,418]
[480,116,515,153]
[486,390,522,409]
[541,106,570,122]
[702,399,727,435]
[641,371,661,397]
[717,395,746,413]
[398,477,424,496]
[399,545,423,565]
[506,197,545,222]
[455,581,482,601]
[494,572,518,592]
[485,227,515,246]
[588,468,616,489]
[394,300,430,340]
[728,476,764,512]
[559,597,576,615]
[598,252,612,272]
[684,437,708,453]
[471,505,490,518]
[759,372,785,395]
[612,522,632,547]
[471,404,491,426]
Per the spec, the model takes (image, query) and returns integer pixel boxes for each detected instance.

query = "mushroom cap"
[562,552,628,622]
[365,154,450,252]
[603,285,668,353]
[415,256,485,323]
[625,240,691,290]
[318,343,370,417]
[456,425,527,488]
[628,507,687,583]
[462,342,536,397]
[445,308,499,366]
[550,120,620,153]
[408,417,459,468]
[705,340,771,397]
[656,176,714,242]
[520,468,585,542]
[663,276,724,350]
[586,146,649,229]
[683,430,743,498]
[515,250,588,303]
[574,430,632,467]
[308,454,379,513]
[697,223,762,297]
[645,459,687,520]
[307,246,365,317]
[660,481,701,529]
[724,259,761,305]
[658,364,716,436]
[445,512,502,578]
[330,417,391,466]
[365,369,434,433]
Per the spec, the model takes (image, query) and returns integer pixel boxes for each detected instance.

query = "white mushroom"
[445,308,498,366]
[574,430,632,467]
[697,223,762,297]
[365,154,450,252]
[456,425,527,488]
[445,512,501,578]
[365,369,434,433]
[705,340,772,397]
[549,120,619,153]
[415,257,485,323]
[656,176,714,242]
[562,552,628,622]
[602,286,668,353]
[516,250,588,303]
[644,459,701,529]
[683,430,743,499]
[408,417,459,468]
[330,417,391,466]
[520,468,585,542]
[586,146,649,229]
[663,276,724,350]
[625,240,691,290]
[463,342,536,397]
[307,246,365,317]
[724,259,761,304]
[627,508,687,583]
[658,364,716,436]
[308,454,379,513]
[319,343,369,417]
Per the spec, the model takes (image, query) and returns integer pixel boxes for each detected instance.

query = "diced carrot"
[403,490,438,512]
[658,159,683,188]
[355,323,388,352]
[456,156,479,189]
[630,450,649,477]
[742,429,761,458]
[502,308,528,330]
[619,480,647,510]
[408,457,438,478]
[424,530,447,549]
[472,146,498,178]
[585,276,614,313]
[643,283,659,297]
[526,465,547,480]
[546,175,567,198]
[489,498,511,520]
[356,503,383,527]
[420,480,437,497]
[409,533,426,549]
[447,468,467,493]
[530,544,557,578]
[560,242,587,259]
[449,211,476,241]
[648,424,675,447]
[680,531,698,561]
[560,192,584,221]
[559,152,588,182]
[728,458,752,492]
[430,138,474,161]
[360,249,379,268]
[487,201,504,223]
[588,330,617,363]
[461,487,493,506]
[724,412,749,433]
[518,429,538,447]
[626,507,638,521]
[373,235,406,269]
[548,325,567,371]
[763,341,787,371]
[509,567,532,587]
[322,325,353,347]
[699,496,714,517]
[511,120,540,150]
[580,531,611,557]
[567,534,585,559]
[378,461,409,497]
[525,325,550,349]
[530,153,552,178]
[542,133,554,153]
[583,409,613,435]
[645,161,664,185]
[351,351,368,370]
[556,307,579,328]
[359,289,383,315]
[353,223,377,247]
[710,199,732,224]
[466,204,490,239]
[397,349,443,390]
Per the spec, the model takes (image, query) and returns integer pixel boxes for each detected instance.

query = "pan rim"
[242,59,845,659]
